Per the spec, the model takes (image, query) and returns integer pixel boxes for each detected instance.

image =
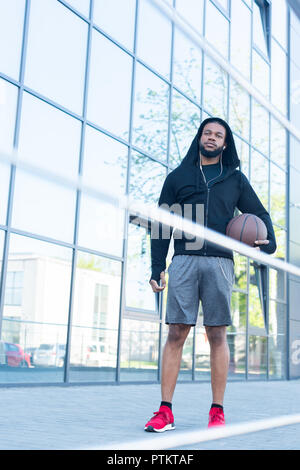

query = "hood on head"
[179,117,240,169]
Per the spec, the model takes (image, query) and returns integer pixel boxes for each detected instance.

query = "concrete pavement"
[0,379,300,450]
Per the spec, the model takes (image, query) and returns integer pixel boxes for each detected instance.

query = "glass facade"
[0,0,298,385]
[288,3,300,379]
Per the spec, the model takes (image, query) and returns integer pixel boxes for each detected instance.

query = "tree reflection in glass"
[132,63,169,162]
[229,79,250,141]
[250,150,269,210]
[203,56,228,120]
[170,91,200,168]
[173,27,202,103]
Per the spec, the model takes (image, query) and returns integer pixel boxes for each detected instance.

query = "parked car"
[86,343,110,367]
[24,347,38,366]
[0,341,6,365]
[33,343,66,367]
[4,342,31,367]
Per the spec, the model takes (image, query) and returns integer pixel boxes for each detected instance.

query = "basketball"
[226,213,268,247]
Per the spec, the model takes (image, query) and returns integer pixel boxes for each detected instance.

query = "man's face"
[199,122,227,158]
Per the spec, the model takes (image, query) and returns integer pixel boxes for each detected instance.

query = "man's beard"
[199,143,223,159]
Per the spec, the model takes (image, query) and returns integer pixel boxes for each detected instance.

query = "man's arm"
[236,172,277,255]
[149,173,176,289]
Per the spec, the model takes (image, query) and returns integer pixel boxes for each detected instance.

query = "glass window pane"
[271,0,287,49]
[274,226,286,261]
[178,327,193,380]
[248,335,267,379]
[249,261,267,331]
[0,234,72,383]
[127,154,166,310]
[162,323,193,380]
[83,126,128,194]
[170,91,200,167]
[195,326,210,379]
[0,161,10,226]
[230,0,251,79]
[0,78,18,153]
[125,223,155,312]
[66,0,90,17]
[25,0,88,114]
[269,301,286,335]
[137,0,172,79]
[290,134,300,174]
[175,0,204,36]
[250,150,269,210]
[132,63,169,162]
[229,79,250,141]
[203,56,228,120]
[173,27,202,103]
[271,39,287,116]
[290,61,300,125]
[290,12,300,69]
[271,117,286,170]
[12,170,77,243]
[251,100,269,156]
[269,268,286,302]
[93,0,135,51]
[69,252,121,382]
[120,319,159,381]
[269,334,287,379]
[227,333,246,379]
[290,168,300,208]
[253,2,268,56]
[87,30,132,140]
[18,92,81,179]
[0,0,25,80]
[291,8,300,37]
[229,291,247,333]
[270,163,286,228]
[216,0,228,11]
[78,195,124,257]
[232,254,247,293]
[234,135,250,178]
[129,152,167,204]
[0,229,4,276]
[0,79,15,227]
[205,0,229,59]
[252,49,270,100]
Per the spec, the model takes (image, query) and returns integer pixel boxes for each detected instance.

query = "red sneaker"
[144,405,175,432]
[208,407,225,428]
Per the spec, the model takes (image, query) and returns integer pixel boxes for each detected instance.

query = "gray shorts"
[165,255,234,327]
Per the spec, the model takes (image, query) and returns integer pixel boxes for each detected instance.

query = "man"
[145,117,277,432]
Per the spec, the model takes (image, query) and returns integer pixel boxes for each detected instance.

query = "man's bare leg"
[205,325,229,405]
[161,324,191,402]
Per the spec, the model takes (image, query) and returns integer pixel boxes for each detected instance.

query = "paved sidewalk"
[1,379,300,450]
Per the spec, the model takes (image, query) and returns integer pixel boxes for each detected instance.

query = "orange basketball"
[226,213,267,247]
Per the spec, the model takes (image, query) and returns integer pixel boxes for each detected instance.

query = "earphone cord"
[199,150,224,186]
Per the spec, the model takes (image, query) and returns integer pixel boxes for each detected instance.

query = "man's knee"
[167,324,191,347]
[206,326,227,347]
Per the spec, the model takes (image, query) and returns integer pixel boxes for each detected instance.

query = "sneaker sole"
[144,423,175,433]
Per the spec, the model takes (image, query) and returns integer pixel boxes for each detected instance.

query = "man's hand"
[149,271,166,292]
[254,240,270,250]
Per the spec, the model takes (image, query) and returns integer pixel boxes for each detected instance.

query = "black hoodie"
[150,117,277,283]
